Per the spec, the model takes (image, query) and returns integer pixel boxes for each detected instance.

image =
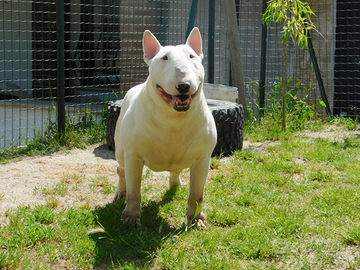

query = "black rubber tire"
[106,99,244,156]
[106,99,123,152]
[207,99,244,156]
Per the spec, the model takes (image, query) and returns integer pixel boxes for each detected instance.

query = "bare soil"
[0,145,117,222]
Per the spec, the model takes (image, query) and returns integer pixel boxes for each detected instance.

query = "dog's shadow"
[91,188,183,268]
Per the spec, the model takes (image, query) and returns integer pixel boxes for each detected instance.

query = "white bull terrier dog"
[113,27,217,227]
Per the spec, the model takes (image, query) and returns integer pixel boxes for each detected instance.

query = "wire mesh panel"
[238,0,335,115]
[0,0,53,149]
[62,0,121,120]
[1,0,360,149]
[116,0,231,91]
[0,0,232,149]
[236,0,266,110]
[334,0,360,117]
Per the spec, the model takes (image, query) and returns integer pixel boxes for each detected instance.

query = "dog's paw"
[121,211,141,226]
[187,211,207,228]
[113,190,126,202]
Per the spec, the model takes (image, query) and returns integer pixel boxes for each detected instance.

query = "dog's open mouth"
[156,84,199,112]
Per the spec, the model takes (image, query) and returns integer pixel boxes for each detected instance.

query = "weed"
[343,226,360,246]
[143,167,153,180]
[46,196,60,208]
[62,172,86,184]
[33,186,40,194]
[210,155,222,170]
[90,175,114,195]
[308,169,333,182]
[331,115,359,130]
[42,183,68,196]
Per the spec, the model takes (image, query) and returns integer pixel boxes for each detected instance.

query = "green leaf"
[262,0,318,48]
[318,99,327,108]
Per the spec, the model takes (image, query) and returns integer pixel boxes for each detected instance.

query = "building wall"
[0,0,33,98]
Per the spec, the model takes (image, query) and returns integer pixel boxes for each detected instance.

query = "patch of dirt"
[242,140,281,152]
[0,144,173,224]
[0,145,114,222]
[299,125,360,143]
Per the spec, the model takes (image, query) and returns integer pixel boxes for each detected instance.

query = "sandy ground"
[1,126,359,224]
[0,144,119,222]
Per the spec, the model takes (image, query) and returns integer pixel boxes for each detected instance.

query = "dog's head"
[143,27,205,112]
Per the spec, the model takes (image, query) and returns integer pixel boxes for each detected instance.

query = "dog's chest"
[132,117,209,171]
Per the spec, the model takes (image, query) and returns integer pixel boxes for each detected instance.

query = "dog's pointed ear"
[186,27,203,60]
[143,30,162,65]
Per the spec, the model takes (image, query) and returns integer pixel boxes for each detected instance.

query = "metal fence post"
[208,0,215,84]
[307,31,332,116]
[56,0,66,133]
[259,0,268,116]
[186,0,199,39]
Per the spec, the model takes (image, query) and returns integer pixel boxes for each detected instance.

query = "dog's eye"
[189,54,195,59]
[162,55,168,61]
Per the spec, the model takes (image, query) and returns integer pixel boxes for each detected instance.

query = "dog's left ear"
[186,27,204,60]
[143,30,162,66]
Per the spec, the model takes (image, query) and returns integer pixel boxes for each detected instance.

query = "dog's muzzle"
[156,84,199,112]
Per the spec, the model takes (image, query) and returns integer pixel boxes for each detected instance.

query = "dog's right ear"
[143,30,162,65]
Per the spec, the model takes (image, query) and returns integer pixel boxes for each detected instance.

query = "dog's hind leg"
[113,166,126,201]
[169,171,182,188]
[114,141,126,201]
[186,158,211,227]
[121,156,144,226]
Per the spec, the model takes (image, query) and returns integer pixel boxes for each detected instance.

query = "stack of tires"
[106,99,244,157]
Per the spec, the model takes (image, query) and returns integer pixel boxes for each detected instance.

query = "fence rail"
[1,0,359,149]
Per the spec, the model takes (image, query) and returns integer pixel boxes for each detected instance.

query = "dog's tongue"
[171,95,192,111]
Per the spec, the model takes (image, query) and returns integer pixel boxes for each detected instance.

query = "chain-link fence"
[0,0,359,149]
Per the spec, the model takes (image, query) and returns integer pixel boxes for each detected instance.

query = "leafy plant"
[331,115,359,131]
[263,0,317,130]
[245,78,324,141]
[263,0,316,48]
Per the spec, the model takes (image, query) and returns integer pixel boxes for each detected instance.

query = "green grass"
[1,121,360,269]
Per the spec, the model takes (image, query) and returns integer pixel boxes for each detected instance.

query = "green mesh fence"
[0,0,359,149]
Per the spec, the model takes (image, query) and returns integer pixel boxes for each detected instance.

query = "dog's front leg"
[186,158,211,227]
[121,156,144,226]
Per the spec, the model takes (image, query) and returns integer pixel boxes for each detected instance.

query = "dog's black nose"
[176,82,191,94]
